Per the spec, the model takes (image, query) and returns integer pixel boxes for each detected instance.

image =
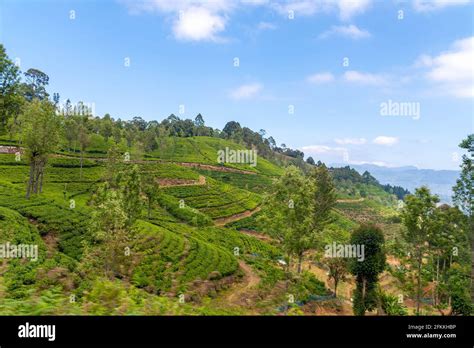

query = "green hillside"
[0,120,470,316]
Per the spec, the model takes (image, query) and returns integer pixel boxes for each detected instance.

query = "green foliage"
[446,264,472,315]
[349,224,386,316]
[258,166,313,270]
[130,221,239,293]
[379,291,408,315]
[453,134,474,218]
[310,163,337,235]
[0,182,92,259]
[402,186,439,314]
[156,192,213,226]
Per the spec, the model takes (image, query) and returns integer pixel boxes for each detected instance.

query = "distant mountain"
[331,163,460,203]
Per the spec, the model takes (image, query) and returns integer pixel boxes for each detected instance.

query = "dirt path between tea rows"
[156,175,206,187]
[214,207,261,227]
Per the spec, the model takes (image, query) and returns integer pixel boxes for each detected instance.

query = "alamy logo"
[18,322,56,341]
[380,99,420,120]
[217,147,257,167]
[0,243,38,261]
[324,242,365,262]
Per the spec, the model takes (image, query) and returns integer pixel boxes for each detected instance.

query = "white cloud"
[343,70,388,86]
[271,0,372,19]
[319,24,371,39]
[229,83,263,100]
[122,0,374,41]
[334,137,367,145]
[307,72,335,83]
[257,21,277,30]
[242,0,269,5]
[173,7,227,41]
[413,0,471,12]
[417,36,474,98]
[301,144,349,162]
[121,0,235,41]
[373,136,399,146]
[301,145,347,154]
[337,0,372,20]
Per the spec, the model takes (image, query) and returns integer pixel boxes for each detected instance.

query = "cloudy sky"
[1,0,473,170]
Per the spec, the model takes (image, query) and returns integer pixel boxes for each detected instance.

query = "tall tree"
[326,257,349,297]
[77,117,91,179]
[119,165,142,226]
[194,113,205,127]
[452,134,474,303]
[310,164,336,230]
[306,156,315,165]
[349,224,386,316]
[87,183,130,279]
[258,166,313,274]
[20,100,62,198]
[23,68,49,101]
[0,44,22,128]
[101,114,113,142]
[142,176,160,219]
[402,186,439,314]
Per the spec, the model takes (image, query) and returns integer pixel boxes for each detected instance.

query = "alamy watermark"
[324,242,365,262]
[380,99,420,120]
[0,242,38,261]
[217,147,257,167]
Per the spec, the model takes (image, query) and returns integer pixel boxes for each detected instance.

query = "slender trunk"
[26,160,35,199]
[361,277,367,316]
[416,251,422,315]
[39,169,44,193]
[435,256,440,306]
[33,161,41,194]
[80,151,84,179]
[334,278,338,297]
[297,252,303,274]
[284,254,291,315]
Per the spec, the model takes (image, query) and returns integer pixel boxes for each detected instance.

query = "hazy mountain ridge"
[331,163,460,203]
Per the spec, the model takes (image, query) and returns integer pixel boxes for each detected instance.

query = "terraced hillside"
[0,132,459,316]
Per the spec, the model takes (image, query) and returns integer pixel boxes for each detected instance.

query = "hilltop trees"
[19,100,62,198]
[0,44,22,129]
[349,224,386,316]
[23,68,49,101]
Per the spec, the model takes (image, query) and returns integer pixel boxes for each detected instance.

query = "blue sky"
[1,0,473,170]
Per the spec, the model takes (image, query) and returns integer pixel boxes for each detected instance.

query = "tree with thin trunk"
[77,117,90,179]
[326,257,349,297]
[258,166,313,274]
[142,175,160,219]
[402,186,439,315]
[452,134,474,304]
[19,100,62,198]
[349,224,386,316]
